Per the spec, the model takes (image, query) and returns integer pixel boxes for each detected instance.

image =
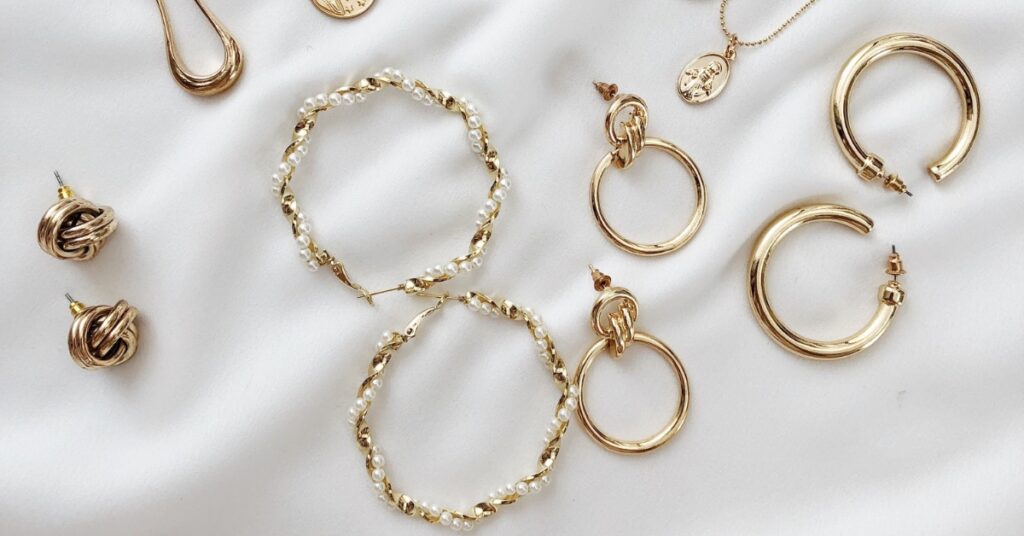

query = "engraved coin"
[677,53,731,104]
[312,0,375,19]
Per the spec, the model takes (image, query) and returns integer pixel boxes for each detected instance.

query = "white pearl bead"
[296,212,307,222]
[422,96,433,106]
[371,468,385,482]
[565,397,578,410]
[499,177,511,190]
[459,261,472,272]
[480,302,492,314]
[355,93,366,103]
[299,249,312,260]
[472,257,483,268]
[371,377,383,389]
[363,388,376,401]
[401,79,415,92]
[304,97,316,109]
[534,327,546,339]
[354,398,367,410]
[452,518,463,530]
[440,512,452,526]
[287,153,301,167]
[529,481,542,493]
[298,222,311,234]
[568,385,579,397]
[539,351,551,362]
[297,107,308,118]
[557,408,571,422]
[504,483,516,496]
[296,234,311,247]
[466,103,479,115]
[516,482,529,495]
[328,92,342,106]
[463,521,473,531]
[467,298,480,310]
[383,67,395,77]
[413,88,425,101]
[315,93,328,107]
[296,144,309,155]
[535,339,547,350]
[468,129,482,141]
[392,69,403,79]
[342,93,355,105]
[348,407,358,417]
[374,482,385,492]
[306,260,318,272]
[431,505,442,517]
[492,188,507,202]
[278,162,292,174]
[426,266,440,277]
[271,173,284,186]
[471,141,484,153]
[467,115,482,129]
[541,475,551,486]
[371,454,385,468]
[444,263,459,277]
[484,199,498,213]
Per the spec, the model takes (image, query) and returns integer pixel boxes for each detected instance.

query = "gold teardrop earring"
[37,171,119,262]
[65,293,141,370]
[155,0,244,96]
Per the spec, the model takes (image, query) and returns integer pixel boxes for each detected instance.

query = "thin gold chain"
[719,0,821,48]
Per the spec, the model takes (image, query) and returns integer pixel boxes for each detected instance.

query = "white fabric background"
[2,1,1022,534]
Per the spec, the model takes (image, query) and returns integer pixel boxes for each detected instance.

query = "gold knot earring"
[37,171,119,261]
[572,267,690,454]
[748,204,907,360]
[589,83,707,256]
[66,294,140,369]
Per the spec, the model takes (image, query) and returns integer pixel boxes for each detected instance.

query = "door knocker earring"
[155,0,244,96]
[589,82,707,256]
[348,292,571,531]
[37,171,119,262]
[272,69,509,305]
[748,204,907,360]
[831,33,980,196]
[572,267,689,454]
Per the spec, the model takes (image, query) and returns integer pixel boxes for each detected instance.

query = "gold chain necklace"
[677,0,822,104]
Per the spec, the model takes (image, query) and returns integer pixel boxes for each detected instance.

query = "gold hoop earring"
[589,83,707,256]
[748,204,907,360]
[65,294,140,369]
[155,0,244,96]
[831,33,980,196]
[37,171,118,262]
[349,292,570,531]
[272,69,508,305]
[572,267,689,454]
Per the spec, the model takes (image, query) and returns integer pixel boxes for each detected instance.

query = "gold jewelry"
[273,69,508,304]
[155,0,244,96]
[831,33,980,196]
[573,268,689,454]
[65,294,140,370]
[590,83,707,256]
[678,0,823,104]
[748,204,907,360]
[349,292,570,531]
[37,171,118,262]
[312,0,374,19]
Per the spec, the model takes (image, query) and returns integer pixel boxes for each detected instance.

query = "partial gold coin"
[312,0,374,18]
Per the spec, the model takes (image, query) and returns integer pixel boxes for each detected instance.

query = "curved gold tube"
[831,33,980,195]
[748,204,906,360]
[155,0,244,96]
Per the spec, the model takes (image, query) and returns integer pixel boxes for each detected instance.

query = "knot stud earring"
[66,294,140,369]
[37,171,118,261]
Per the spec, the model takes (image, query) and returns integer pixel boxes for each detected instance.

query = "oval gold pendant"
[312,0,375,19]
[677,53,731,104]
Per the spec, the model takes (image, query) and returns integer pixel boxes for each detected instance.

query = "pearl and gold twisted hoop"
[66,294,140,369]
[590,83,707,257]
[349,292,572,531]
[573,268,690,454]
[831,34,980,196]
[748,204,907,360]
[37,171,118,262]
[272,68,510,304]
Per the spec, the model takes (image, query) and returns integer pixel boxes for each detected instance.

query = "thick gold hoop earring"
[348,292,571,531]
[37,171,118,262]
[748,204,907,360]
[589,83,707,256]
[65,294,140,370]
[572,268,689,454]
[155,0,244,96]
[831,33,980,196]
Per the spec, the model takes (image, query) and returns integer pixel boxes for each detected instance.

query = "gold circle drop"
[312,0,375,19]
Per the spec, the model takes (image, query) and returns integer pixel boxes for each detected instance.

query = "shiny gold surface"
[155,0,243,96]
[67,297,139,370]
[312,0,374,19]
[573,269,689,454]
[748,204,907,360]
[37,172,118,262]
[831,33,980,194]
[590,86,706,256]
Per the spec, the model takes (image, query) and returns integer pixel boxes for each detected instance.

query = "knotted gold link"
[67,299,139,369]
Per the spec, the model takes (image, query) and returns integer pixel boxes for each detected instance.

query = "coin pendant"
[677,53,731,104]
[312,0,375,19]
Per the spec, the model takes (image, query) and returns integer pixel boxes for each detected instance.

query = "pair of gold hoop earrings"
[272,70,691,530]
[37,172,141,370]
